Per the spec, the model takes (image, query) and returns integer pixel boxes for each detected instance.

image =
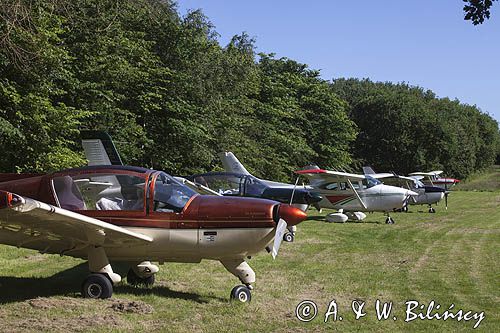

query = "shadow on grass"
[0,262,220,304]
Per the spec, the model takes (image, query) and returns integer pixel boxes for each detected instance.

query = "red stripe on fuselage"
[326,195,351,204]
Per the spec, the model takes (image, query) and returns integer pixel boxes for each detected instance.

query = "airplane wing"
[0,191,152,255]
[408,171,441,177]
[367,172,398,179]
[296,169,366,182]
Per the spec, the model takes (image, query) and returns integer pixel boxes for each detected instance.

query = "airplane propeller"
[272,218,288,259]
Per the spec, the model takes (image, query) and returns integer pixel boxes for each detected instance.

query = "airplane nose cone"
[278,204,307,226]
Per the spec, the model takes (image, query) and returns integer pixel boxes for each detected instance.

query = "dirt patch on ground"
[10,313,125,333]
[28,297,84,310]
[110,299,154,314]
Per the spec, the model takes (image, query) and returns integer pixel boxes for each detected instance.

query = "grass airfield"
[0,178,498,332]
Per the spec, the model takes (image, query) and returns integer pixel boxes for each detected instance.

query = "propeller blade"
[272,219,288,259]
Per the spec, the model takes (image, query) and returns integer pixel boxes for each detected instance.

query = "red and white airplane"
[0,166,307,302]
[296,168,418,224]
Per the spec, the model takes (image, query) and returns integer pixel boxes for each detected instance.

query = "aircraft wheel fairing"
[283,232,294,242]
[385,217,395,224]
[429,207,436,213]
[82,274,113,299]
[325,213,348,223]
[230,285,251,303]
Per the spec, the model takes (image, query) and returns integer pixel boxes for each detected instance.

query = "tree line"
[1,0,498,181]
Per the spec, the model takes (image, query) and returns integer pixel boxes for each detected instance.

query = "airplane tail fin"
[81,130,123,166]
[218,152,250,175]
[362,166,376,175]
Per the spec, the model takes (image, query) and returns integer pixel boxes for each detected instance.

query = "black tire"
[82,274,113,299]
[283,232,294,243]
[127,268,155,287]
[230,285,251,303]
[429,207,436,213]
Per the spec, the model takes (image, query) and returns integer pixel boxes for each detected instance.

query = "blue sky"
[177,0,500,123]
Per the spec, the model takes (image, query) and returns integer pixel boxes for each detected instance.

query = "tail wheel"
[82,274,113,299]
[230,285,251,303]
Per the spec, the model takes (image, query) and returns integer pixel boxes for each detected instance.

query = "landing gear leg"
[221,259,255,303]
[82,246,120,299]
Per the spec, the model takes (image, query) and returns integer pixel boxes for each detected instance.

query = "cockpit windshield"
[414,179,425,188]
[364,175,382,188]
[153,172,197,213]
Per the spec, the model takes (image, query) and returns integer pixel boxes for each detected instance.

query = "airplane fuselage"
[314,184,411,212]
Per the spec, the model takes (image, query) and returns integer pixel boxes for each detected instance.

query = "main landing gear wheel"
[230,285,252,303]
[127,268,155,287]
[283,232,295,243]
[82,273,113,299]
[428,207,436,213]
[385,217,395,224]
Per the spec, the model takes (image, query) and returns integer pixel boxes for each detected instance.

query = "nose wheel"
[428,206,436,213]
[283,232,295,242]
[230,285,252,303]
[385,216,395,224]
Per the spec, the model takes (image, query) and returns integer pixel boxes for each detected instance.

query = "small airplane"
[363,167,448,213]
[408,171,460,190]
[295,167,418,224]
[0,166,307,302]
[185,171,322,242]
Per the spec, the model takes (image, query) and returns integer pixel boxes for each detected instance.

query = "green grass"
[455,165,500,192]
[0,191,498,332]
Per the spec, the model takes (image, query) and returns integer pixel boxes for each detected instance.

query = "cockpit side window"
[321,182,339,190]
[244,176,266,197]
[53,173,146,211]
[362,176,382,189]
[153,173,196,213]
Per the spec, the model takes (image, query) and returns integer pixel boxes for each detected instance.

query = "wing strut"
[346,179,367,209]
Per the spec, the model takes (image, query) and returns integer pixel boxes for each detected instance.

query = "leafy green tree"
[463,0,497,25]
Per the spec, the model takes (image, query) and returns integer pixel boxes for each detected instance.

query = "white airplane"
[363,167,448,213]
[296,167,418,224]
[408,171,460,190]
